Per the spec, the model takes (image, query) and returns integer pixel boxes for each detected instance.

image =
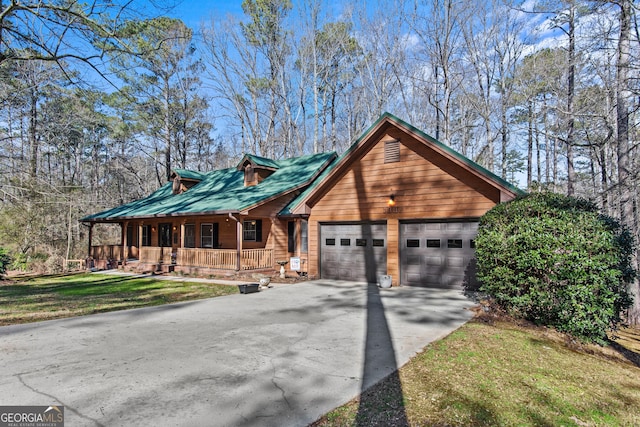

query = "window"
[141,225,151,246]
[288,220,308,253]
[244,164,255,184]
[470,239,476,249]
[340,238,351,246]
[356,239,367,247]
[447,239,463,249]
[325,238,336,246]
[300,220,308,253]
[243,220,262,242]
[426,239,441,248]
[184,224,195,248]
[372,239,385,247]
[201,223,219,248]
[407,239,420,248]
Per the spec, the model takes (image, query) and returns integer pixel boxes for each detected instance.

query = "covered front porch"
[85,214,289,274]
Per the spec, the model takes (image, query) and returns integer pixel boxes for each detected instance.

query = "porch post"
[179,222,186,266]
[227,213,242,271]
[138,222,144,263]
[236,219,242,271]
[295,219,301,258]
[122,221,129,266]
[87,223,94,258]
[387,218,400,287]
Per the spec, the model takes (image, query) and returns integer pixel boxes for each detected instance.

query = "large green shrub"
[476,192,635,344]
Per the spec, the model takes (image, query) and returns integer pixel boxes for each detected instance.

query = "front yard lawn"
[0,273,238,325]
[314,314,640,427]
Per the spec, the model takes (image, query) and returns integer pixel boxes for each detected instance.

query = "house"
[82,113,523,288]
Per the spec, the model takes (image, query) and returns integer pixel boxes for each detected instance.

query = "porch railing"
[90,245,139,260]
[177,248,237,270]
[241,248,274,270]
[90,245,123,260]
[176,248,274,270]
[140,247,174,264]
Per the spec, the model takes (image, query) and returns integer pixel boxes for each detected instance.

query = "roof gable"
[171,169,206,182]
[236,153,280,171]
[282,113,524,216]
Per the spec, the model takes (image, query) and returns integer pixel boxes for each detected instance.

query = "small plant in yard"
[0,248,10,278]
[475,192,635,345]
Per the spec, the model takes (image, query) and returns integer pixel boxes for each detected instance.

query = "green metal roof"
[172,169,206,181]
[237,153,281,170]
[82,152,336,222]
[280,112,525,215]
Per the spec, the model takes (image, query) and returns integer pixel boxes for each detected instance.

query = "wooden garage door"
[320,223,387,282]
[400,221,478,289]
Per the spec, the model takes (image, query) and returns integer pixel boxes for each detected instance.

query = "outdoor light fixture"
[387,195,396,207]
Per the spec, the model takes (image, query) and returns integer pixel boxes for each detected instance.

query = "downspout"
[228,213,242,271]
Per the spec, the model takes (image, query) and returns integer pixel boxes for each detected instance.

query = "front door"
[159,223,172,247]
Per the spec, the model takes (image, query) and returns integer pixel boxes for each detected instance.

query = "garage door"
[400,221,478,289]
[320,223,387,282]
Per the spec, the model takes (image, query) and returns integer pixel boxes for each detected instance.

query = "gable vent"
[384,140,400,163]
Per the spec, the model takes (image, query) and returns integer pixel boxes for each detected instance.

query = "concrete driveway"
[0,279,475,426]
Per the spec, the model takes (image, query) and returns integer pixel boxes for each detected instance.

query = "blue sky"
[167,0,245,27]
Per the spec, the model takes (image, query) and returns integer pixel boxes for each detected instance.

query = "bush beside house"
[475,192,635,344]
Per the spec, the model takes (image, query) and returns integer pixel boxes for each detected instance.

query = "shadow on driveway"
[0,280,475,427]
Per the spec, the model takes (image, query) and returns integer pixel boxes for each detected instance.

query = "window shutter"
[288,221,295,252]
[255,219,263,242]
[213,223,220,248]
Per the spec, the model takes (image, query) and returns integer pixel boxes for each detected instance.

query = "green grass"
[313,316,640,427]
[0,273,238,325]
[4,273,639,426]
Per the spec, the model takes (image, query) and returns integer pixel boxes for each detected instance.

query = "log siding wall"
[306,133,500,282]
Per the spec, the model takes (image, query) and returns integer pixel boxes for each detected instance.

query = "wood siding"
[307,133,499,282]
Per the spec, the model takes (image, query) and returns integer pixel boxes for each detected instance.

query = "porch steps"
[120,261,173,274]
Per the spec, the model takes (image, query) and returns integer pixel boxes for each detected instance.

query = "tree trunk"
[566,2,576,196]
[527,101,533,189]
[29,87,39,180]
[164,78,172,182]
[615,0,639,325]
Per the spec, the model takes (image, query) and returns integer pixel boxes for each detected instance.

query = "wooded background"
[0,0,637,283]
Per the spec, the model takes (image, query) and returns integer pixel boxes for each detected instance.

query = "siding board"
[307,131,500,278]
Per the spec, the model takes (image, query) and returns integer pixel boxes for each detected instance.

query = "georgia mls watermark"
[0,406,64,427]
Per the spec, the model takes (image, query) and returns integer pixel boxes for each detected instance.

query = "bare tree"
[110,17,195,183]
[0,0,149,86]
[612,0,639,325]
